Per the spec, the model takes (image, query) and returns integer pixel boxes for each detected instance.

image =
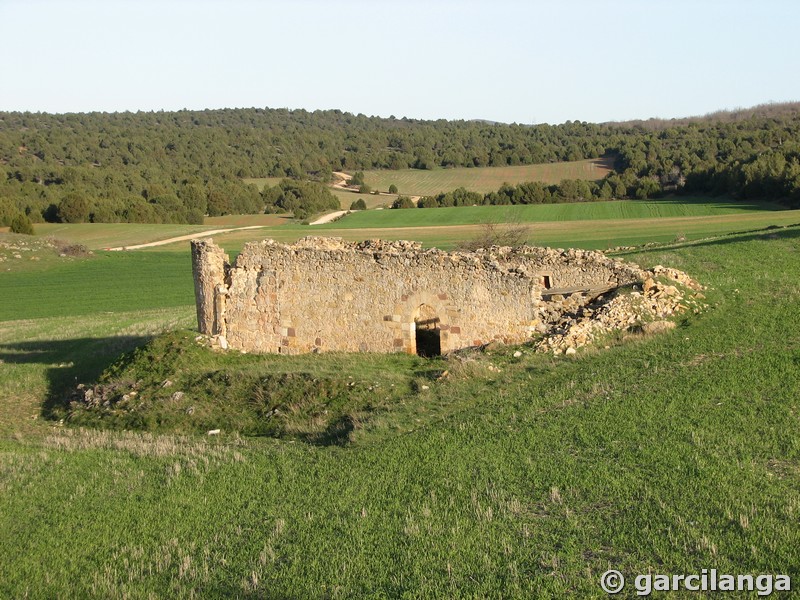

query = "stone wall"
[190,240,229,336]
[191,237,650,355]
[497,246,647,291]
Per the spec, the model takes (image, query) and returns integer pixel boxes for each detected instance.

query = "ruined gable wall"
[191,240,229,336]
[500,246,647,290]
[222,239,540,354]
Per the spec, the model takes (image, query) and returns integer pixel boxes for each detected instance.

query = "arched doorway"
[414,304,441,357]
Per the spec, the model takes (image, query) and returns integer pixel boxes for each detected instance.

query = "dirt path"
[332,171,357,191]
[106,226,267,251]
[332,171,412,200]
[309,211,350,225]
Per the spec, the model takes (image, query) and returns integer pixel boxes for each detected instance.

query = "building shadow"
[647,196,790,212]
[0,335,152,419]
[614,224,800,257]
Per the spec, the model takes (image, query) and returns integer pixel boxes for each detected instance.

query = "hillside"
[608,101,800,129]
[2,103,800,227]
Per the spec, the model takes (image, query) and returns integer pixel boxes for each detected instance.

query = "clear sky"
[2,0,799,124]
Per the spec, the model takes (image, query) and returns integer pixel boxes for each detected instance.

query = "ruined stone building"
[191,237,650,356]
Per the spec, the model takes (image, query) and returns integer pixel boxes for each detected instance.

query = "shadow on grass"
[300,413,357,447]
[0,335,152,419]
[615,223,800,257]
[644,195,790,212]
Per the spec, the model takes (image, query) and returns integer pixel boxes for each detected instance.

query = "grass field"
[0,250,194,321]
[15,198,797,257]
[1,222,799,597]
[241,177,284,191]
[319,197,788,229]
[330,188,392,210]
[203,214,291,228]
[33,223,217,250]
[242,158,614,199]
[193,212,800,255]
[361,157,614,196]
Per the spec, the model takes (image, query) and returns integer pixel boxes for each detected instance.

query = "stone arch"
[391,290,458,355]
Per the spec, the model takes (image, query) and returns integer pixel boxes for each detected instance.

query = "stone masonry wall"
[191,240,229,336]
[191,237,650,355]
[497,246,647,291]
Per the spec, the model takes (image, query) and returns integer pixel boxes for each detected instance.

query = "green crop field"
[361,157,614,196]
[21,199,795,257]
[1,223,799,597]
[319,197,789,229]
[0,250,194,321]
[9,198,799,258]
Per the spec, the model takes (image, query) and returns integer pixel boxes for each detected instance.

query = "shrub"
[388,184,398,194]
[392,196,415,209]
[350,199,367,211]
[10,213,34,235]
[350,171,365,187]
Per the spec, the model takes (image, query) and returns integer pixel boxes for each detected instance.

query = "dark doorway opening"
[414,304,441,357]
[415,318,441,357]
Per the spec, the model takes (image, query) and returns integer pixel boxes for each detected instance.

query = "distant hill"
[607,101,800,129]
[1,102,799,226]
[467,118,506,125]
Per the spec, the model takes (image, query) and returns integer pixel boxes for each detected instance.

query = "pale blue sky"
[2,0,798,123]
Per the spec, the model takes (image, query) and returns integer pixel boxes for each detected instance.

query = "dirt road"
[106,226,267,251]
[309,211,350,225]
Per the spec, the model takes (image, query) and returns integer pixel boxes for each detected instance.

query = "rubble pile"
[536,269,706,355]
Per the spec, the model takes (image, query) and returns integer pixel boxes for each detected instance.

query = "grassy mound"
[66,330,446,444]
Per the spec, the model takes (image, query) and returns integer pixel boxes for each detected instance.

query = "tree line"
[399,178,620,209]
[1,103,799,227]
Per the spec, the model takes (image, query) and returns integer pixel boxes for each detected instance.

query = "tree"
[58,192,90,223]
[349,198,367,210]
[179,183,208,215]
[206,185,232,217]
[635,178,662,199]
[350,171,365,187]
[264,180,340,217]
[10,213,34,235]
[392,196,415,209]
[413,149,436,170]
[388,184,398,194]
[417,196,438,208]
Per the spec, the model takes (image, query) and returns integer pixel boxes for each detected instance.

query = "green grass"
[64,329,443,443]
[361,157,614,196]
[1,225,800,597]
[319,197,788,229]
[0,251,194,321]
[34,223,216,250]
[166,209,800,256]
[0,307,195,434]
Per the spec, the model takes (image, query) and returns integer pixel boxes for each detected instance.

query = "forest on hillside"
[1,103,799,225]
